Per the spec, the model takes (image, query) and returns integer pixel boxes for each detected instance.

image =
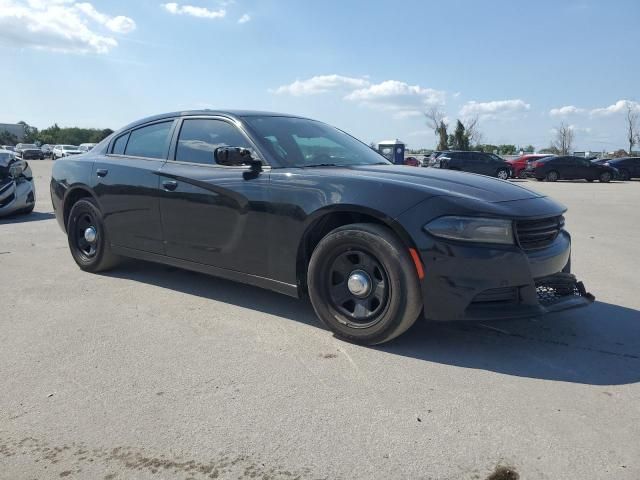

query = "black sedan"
[50,111,593,345]
[15,143,44,160]
[526,155,617,182]
[603,157,640,180]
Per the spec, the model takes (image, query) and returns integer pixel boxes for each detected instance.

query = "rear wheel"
[517,170,527,179]
[599,171,612,183]
[67,197,120,272]
[307,223,422,345]
[545,170,559,182]
[618,169,631,181]
[496,168,510,180]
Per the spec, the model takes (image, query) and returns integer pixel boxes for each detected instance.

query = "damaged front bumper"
[0,177,36,217]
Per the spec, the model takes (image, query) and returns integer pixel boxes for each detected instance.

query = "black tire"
[619,169,631,181]
[599,171,612,183]
[496,168,510,180]
[517,170,527,179]
[536,178,544,182]
[307,223,422,345]
[545,170,559,182]
[587,179,594,182]
[67,197,120,272]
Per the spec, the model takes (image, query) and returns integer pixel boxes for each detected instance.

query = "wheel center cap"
[84,226,97,244]
[347,270,371,297]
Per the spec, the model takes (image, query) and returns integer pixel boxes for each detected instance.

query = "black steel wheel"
[67,197,120,272]
[307,223,422,345]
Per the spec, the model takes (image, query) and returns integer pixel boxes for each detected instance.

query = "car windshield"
[244,116,390,167]
[63,145,78,150]
[22,144,37,149]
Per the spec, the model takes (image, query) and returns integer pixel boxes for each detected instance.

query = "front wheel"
[599,171,612,183]
[496,168,510,180]
[307,223,423,345]
[67,197,120,272]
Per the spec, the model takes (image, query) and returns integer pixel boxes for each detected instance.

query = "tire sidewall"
[599,172,611,183]
[307,224,421,344]
[67,198,109,271]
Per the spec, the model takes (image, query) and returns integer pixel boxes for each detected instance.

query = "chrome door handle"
[96,169,108,177]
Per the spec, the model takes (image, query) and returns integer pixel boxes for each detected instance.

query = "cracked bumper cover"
[416,231,594,322]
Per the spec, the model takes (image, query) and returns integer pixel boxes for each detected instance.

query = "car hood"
[320,165,543,203]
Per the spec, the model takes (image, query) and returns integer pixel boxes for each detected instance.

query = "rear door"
[157,116,272,276]
[93,119,176,254]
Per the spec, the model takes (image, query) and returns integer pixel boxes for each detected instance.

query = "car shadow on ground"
[106,260,640,386]
[0,211,55,224]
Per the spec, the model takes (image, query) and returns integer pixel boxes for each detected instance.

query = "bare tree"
[626,103,639,155]
[425,107,446,136]
[464,115,483,145]
[552,122,574,155]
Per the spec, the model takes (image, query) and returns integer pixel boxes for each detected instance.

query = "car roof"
[121,109,312,131]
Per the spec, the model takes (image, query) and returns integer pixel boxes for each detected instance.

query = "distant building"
[0,123,25,142]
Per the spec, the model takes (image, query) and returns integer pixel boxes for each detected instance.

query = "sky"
[1,0,639,151]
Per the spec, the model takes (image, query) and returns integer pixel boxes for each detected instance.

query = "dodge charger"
[50,111,594,345]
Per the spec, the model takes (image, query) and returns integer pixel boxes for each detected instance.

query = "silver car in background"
[0,149,35,217]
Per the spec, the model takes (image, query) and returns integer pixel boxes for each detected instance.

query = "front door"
[157,117,272,276]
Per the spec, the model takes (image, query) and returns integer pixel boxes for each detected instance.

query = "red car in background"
[508,154,553,178]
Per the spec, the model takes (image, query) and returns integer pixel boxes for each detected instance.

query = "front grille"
[515,215,564,251]
[0,192,15,207]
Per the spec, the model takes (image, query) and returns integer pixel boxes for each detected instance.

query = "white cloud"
[549,105,585,117]
[345,80,445,118]
[0,0,135,54]
[459,99,530,119]
[238,13,250,24]
[590,99,640,116]
[162,3,226,19]
[272,74,370,96]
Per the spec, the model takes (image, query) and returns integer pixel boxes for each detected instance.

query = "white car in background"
[52,144,82,160]
[78,143,97,152]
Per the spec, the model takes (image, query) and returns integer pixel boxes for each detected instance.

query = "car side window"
[175,118,251,164]
[111,133,129,155]
[124,121,173,159]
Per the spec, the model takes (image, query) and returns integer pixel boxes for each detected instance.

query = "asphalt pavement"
[1,160,639,480]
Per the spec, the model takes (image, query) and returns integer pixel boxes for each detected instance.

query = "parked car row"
[1,143,97,160]
[414,151,639,183]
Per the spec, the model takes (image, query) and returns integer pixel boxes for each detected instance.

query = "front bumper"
[0,177,36,217]
[418,231,594,321]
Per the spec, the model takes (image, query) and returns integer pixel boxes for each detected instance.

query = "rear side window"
[175,118,251,164]
[111,133,129,155]
[124,121,173,159]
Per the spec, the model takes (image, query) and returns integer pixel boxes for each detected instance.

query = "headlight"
[424,216,514,244]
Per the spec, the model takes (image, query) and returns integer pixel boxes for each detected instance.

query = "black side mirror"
[214,146,261,171]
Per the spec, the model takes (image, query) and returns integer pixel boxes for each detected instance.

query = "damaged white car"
[0,148,35,217]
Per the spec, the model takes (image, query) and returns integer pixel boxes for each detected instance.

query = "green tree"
[436,121,449,151]
[539,146,560,155]
[0,130,18,145]
[523,145,535,153]
[497,144,516,155]
[450,120,470,150]
[476,144,498,153]
[17,121,39,143]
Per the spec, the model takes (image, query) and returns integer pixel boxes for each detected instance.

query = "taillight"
[533,161,541,168]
